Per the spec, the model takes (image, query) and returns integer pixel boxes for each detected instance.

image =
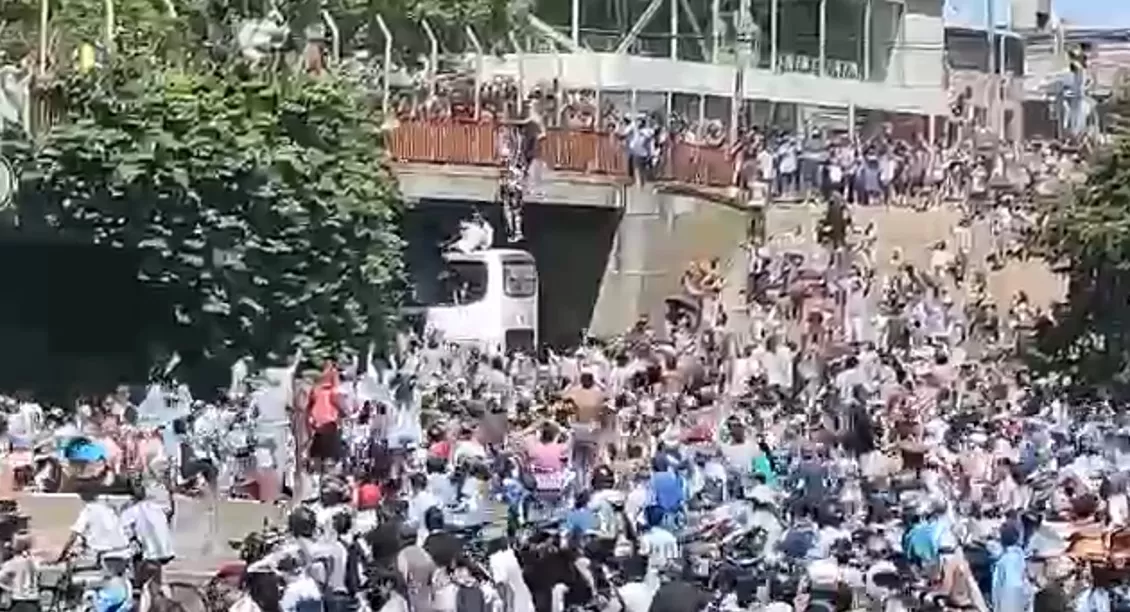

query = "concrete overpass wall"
[590,188,749,336]
[394,166,1062,339]
[767,204,1064,306]
[590,193,1063,337]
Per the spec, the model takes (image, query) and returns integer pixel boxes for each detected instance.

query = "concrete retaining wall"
[590,190,1064,336]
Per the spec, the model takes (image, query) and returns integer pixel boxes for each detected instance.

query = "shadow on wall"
[402,201,620,349]
[0,238,165,404]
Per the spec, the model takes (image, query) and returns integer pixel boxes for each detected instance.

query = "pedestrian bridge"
[387,119,737,204]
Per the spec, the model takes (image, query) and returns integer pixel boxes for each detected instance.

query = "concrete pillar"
[670,0,679,59]
[571,0,580,46]
[711,0,722,62]
[590,186,665,336]
[770,0,778,72]
[818,0,827,77]
[862,0,871,80]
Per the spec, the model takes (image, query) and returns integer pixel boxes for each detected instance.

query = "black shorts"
[310,422,344,461]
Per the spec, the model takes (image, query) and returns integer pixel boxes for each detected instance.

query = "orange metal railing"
[388,120,735,189]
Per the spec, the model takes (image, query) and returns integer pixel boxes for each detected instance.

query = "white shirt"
[71,500,130,555]
[489,549,535,612]
[407,491,440,529]
[451,440,487,465]
[618,582,657,612]
[121,499,175,561]
[758,150,775,181]
[376,594,409,612]
[11,403,42,438]
[315,504,350,542]
[354,509,379,535]
[931,248,952,274]
[640,527,680,584]
[1110,494,1129,528]
[767,346,795,389]
[625,484,649,527]
[229,594,264,612]
[279,574,323,612]
[1075,588,1111,612]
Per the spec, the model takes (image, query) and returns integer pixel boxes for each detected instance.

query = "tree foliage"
[0,0,514,70]
[0,0,469,369]
[1025,89,1130,393]
[7,61,404,365]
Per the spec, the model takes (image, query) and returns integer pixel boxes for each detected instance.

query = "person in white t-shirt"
[10,398,42,440]
[121,482,175,563]
[639,506,680,587]
[58,486,131,566]
[616,557,658,612]
[758,147,775,186]
[278,555,324,612]
[488,538,535,612]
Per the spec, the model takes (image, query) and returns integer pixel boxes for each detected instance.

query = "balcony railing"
[388,121,736,189]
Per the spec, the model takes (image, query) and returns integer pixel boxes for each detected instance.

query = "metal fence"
[388,120,736,188]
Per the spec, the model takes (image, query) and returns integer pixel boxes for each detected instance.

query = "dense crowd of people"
[0,56,1110,612]
[0,169,1115,612]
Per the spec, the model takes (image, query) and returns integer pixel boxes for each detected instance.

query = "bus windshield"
[503,260,537,297]
[410,260,488,306]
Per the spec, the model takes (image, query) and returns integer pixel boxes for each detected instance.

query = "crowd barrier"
[387,120,735,189]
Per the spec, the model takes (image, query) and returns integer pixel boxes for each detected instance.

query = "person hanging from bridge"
[496,101,542,243]
[500,154,526,243]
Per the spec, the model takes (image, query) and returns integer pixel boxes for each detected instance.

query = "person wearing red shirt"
[308,363,344,470]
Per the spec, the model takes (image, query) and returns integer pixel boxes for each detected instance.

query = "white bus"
[409,248,539,354]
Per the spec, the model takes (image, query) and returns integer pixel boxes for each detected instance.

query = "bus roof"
[442,248,535,263]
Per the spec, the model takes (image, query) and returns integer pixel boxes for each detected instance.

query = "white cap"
[807,559,840,588]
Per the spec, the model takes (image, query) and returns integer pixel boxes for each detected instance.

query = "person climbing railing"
[386,120,735,189]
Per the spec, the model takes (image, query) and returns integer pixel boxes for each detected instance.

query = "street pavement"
[23,493,280,582]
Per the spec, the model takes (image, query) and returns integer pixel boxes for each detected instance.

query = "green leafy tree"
[1024,88,1130,393]
[7,63,404,365]
[0,0,419,368]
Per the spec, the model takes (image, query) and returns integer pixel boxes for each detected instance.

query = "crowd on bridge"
[386,73,1087,218]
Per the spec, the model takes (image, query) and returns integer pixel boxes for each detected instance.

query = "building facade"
[944,26,1025,141]
[1022,27,1130,138]
[473,0,952,137]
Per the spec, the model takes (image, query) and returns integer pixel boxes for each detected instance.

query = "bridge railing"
[387,120,735,189]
